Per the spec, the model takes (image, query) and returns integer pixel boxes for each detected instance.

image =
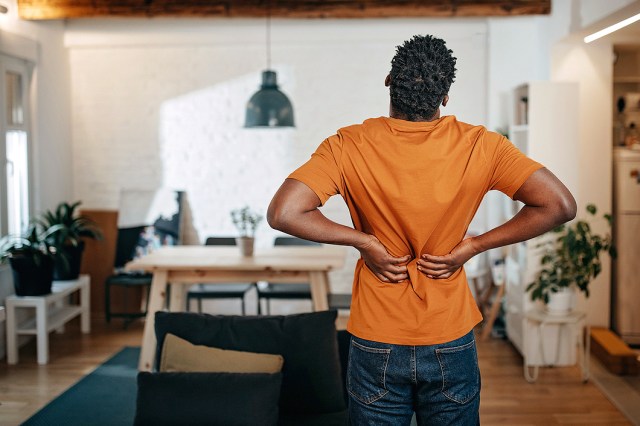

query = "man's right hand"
[357,234,411,283]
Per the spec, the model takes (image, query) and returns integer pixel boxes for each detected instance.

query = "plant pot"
[9,255,55,296]
[236,237,255,257]
[53,241,85,281]
[545,287,575,316]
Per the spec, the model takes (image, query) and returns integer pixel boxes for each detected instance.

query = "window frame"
[0,54,34,236]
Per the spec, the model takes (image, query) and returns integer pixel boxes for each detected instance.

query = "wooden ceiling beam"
[17,0,551,20]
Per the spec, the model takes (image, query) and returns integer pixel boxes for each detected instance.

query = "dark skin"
[267,75,577,283]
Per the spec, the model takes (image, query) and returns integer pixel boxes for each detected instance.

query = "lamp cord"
[266,0,271,70]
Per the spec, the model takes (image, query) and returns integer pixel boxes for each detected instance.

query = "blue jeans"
[347,330,480,426]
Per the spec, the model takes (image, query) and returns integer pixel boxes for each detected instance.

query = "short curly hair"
[389,35,457,121]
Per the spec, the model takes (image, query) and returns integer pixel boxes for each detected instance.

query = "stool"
[523,309,590,383]
[105,273,152,328]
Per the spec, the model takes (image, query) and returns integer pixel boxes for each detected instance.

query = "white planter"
[545,287,575,316]
[236,237,255,257]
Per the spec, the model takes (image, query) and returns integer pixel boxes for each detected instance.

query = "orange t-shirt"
[288,115,543,345]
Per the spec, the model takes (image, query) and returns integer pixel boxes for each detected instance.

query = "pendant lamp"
[244,2,295,128]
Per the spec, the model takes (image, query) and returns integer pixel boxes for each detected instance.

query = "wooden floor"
[0,317,632,426]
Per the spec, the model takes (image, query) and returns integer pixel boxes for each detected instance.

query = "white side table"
[523,309,589,383]
[6,275,91,365]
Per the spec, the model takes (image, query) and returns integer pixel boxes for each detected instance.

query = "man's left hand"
[417,238,479,279]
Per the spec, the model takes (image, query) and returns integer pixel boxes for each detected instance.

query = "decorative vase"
[9,255,55,296]
[545,287,575,316]
[53,241,85,281]
[237,237,255,257]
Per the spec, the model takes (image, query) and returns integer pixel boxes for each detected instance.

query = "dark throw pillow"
[154,310,346,416]
[134,371,282,426]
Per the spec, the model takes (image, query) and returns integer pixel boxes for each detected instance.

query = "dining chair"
[186,237,254,315]
[256,236,318,314]
[105,225,153,328]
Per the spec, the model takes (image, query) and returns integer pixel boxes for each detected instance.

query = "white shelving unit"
[504,81,580,366]
[5,275,91,365]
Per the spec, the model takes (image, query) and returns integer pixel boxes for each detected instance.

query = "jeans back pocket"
[435,339,480,404]
[347,338,391,405]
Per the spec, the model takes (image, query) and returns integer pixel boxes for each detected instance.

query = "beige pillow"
[160,333,284,373]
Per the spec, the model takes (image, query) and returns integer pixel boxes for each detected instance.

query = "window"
[0,56,32,236]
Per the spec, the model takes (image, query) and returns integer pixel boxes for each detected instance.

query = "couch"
[134,310,351,426]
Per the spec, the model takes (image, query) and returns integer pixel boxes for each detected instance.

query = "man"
[267,35,576,425]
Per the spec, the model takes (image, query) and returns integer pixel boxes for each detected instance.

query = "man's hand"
[417,237,479,279]
[357,234,411,283]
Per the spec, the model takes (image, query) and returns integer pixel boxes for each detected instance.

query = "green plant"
[231,206,263,238]
[526,204,616,304]
[0,223,64,266]
[36,201,103,248]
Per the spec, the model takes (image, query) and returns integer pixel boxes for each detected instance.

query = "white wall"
[64,18,488,307]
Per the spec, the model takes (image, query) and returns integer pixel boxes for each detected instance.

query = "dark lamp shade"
[245,70,295,128]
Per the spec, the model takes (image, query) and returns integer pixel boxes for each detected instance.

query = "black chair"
[105,226,153,328]
[186,237,254,315]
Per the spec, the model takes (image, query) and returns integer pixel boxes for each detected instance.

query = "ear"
[442,95,449,107]
[385,74,391,87]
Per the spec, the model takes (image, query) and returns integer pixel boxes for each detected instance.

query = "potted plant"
[527,204,616,315]
[231,206,263,256]
[36,201,103,280]
[0,224,64,296]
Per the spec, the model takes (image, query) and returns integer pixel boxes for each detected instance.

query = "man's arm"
[417,168,577,279]
[268,178,410,282]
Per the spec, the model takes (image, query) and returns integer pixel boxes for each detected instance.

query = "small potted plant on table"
[231,206,263,256]
[527,204,616,315]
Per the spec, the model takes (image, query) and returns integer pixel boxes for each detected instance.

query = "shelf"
[16,306,83,335]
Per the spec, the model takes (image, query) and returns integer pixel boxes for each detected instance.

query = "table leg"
[524,319,541,383]
[480,283,504,341]
[80,278,91,334]
[309,271,329,311]
[6,301,17,365]
[138,270,168,371]
[36,299,49,365]
[582,323,590,382]
[169,283,185,312]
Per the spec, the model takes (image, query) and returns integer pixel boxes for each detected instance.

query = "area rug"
[22,347,139,426]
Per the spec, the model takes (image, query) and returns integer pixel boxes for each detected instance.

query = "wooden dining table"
[125,245,346,371]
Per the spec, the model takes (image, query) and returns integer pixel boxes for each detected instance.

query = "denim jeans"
[347,330,480,426]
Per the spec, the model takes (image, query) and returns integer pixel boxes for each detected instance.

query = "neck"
[390,107,441,122]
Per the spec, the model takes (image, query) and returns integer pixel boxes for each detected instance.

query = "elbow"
[266,204,281,231]
[266,201,288,232]
[556,192,577,224]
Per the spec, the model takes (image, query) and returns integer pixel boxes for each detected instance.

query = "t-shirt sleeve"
[487,134,544,199]
[287,134,344,206]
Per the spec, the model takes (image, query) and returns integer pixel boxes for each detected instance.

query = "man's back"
[289,115,542,345]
